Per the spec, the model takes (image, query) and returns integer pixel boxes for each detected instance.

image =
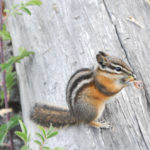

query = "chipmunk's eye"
[115,67,121,71]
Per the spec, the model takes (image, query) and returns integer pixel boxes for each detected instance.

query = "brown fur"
[30,104,76,128]
[89,121,104,128]
[72,82,109,123]
[30,52,134,128]
[30,71,123,128]
[95,69,124,93]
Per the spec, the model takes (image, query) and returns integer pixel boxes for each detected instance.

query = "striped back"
[66,68,93,112]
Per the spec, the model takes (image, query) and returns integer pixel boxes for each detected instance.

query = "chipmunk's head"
[96,51,136,87]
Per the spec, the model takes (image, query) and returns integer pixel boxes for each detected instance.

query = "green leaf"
[34,140,42,146]
[21,145,29,150]
[42,146,51,150]
[0,47,34,70]
[0,90,4,105]
[54,148,65,150]
[47,124,54,136]
[0,24,11,40]
[12,4,20,9]
[6,74,16,90]
[0,57,15,70]
[0,116,20,145]
[6,67,16,91]
[20,7,31,15]
[2,24,6,30]
[36,132,45,142]
[7,115,21,130]
[15,131,28,142]
[0,124,7,145]
[4,9,10,13]
[0,31,11,40]
[38,126,46,138]
[26,0,43,6]
[18,120,27,135]
[18,47,34,59]
[47,131,58,139]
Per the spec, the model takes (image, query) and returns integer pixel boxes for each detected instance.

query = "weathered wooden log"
[6,0,150,149]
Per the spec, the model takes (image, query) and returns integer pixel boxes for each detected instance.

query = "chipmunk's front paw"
[99,121,111,129]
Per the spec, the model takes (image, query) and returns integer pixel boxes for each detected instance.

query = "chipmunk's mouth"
[122,74,136,84]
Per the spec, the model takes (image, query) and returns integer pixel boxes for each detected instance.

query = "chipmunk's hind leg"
[73,101,97,123]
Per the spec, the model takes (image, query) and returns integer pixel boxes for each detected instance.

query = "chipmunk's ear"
[98,51,108,57]
[96,51,108,67]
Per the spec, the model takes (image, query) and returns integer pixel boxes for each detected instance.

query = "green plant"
[15,121,64,150]
[0,115,21,145]
[0,24,11,40]
[0,46,34,148]
[0,0,64,149]
[0,47,34,104]
[15,120,30,150]
[0,0,42,149]
[4,0,42,16]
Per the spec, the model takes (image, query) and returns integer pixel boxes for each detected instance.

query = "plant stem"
[0,1,14,150]
[39,138,46,150]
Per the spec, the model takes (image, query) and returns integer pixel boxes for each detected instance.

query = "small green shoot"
[15,122,64,150]
[0,47,34,105]
[0,47,34,70]
[0,0,42,149]
[34,124,64,150]
[34,125,58,150]
[4,0,42,17]
[15,120,30,150]
[0,24,11,40]
[26,0,43,6]
[0,115,21,146]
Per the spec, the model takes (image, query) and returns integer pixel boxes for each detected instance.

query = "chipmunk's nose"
[127,74,136,82]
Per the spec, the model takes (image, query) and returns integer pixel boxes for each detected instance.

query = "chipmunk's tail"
[30,103,76,128]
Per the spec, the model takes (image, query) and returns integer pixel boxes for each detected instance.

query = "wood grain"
[5,0,150,149]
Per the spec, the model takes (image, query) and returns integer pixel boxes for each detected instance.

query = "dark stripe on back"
[66,68,93,112]
[74,81,93,103]
[66,68,91,92]
[68,71,93,100]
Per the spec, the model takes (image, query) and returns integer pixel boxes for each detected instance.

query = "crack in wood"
[117,98,143,150]
[139,72,150,111]
[103,1,150,149]
[114,25,133,69]
[135,116,149,150]
[103,0,113,24]
[103,0,134,72]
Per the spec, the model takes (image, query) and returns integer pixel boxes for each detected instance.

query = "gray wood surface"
[5,0,150,149]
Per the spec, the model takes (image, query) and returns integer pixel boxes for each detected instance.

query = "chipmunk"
[30,51,136,128]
